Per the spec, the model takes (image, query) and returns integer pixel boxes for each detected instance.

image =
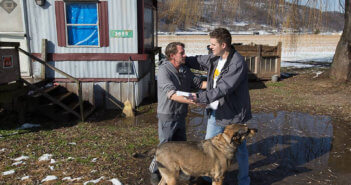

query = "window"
[55,1,109,47]
[66,3,99,46]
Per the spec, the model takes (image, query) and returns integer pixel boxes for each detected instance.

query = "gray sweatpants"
[149,118,186,173]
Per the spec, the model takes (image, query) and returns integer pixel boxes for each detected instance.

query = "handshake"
[176,91,206,107]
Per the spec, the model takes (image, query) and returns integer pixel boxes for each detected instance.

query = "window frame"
[64,2,101,48]
[55,0,109,48]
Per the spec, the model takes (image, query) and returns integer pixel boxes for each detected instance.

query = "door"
[0,0,31,77]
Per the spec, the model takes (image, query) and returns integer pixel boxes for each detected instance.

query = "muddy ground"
[1,67,351,185]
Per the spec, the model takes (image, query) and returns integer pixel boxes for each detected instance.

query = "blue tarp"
[66,3,98,46]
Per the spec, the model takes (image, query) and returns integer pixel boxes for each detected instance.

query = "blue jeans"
[205,110,251,185]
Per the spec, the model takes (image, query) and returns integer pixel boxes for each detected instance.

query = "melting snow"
[2,170,15,176]
[233,21,249,26]
[16,123,41,130]
[62,177,72,181]
[91,158,97,162]
[68,142,77,145]
[12,161,24,166]
[83,176,104,185]
[13,155,29,161]
[62,176,83,181]
[313,71,323,78]
[21,176,30,180]
[41,175,57,182]
[39,154,53,161]
[50,159,56,164]
[110,178,123,185]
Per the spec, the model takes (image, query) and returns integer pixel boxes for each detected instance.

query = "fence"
[235,42,282,80]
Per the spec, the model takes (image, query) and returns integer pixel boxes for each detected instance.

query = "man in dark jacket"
[149,42,205,184]
[186,28,252,185]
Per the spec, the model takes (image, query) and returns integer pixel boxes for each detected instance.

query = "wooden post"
[78,81,84,122]
[41,39,47,79]
[276,42,282,76]
[256,45,262,78]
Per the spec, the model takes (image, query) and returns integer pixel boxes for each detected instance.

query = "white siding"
[26,0,138,53]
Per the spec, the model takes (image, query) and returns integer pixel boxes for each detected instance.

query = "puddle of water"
[113,105,351,182]
[186,109,351,177]
[247,111,333,170]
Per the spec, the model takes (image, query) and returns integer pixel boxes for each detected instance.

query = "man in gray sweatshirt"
[149,42,205,183]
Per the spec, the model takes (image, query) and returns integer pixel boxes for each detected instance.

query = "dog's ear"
[224,124,248,144]
[237,127,258,143]
[247,128,258,137]
[224,124,257,144]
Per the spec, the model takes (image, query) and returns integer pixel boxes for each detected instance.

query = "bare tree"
[330,0,350,81]
[158,0,350,81]
[158,0,203,31]
[263,0,349,81]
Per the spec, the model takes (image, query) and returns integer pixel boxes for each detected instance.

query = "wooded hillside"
[158,0,344,32]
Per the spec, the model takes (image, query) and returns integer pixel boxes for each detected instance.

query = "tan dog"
[155,124,257,185]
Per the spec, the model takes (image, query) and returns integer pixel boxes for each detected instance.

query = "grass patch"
[266,81,285,87]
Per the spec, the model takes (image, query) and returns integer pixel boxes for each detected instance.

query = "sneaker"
[149,157,158,173]
[150,172,161,185]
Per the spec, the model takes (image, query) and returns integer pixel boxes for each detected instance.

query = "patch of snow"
[62,177,72,181]
[91,158,97,162]
[233,21,249,26]
[0,148,6,152]
[175,31,208,35]
[17,123,40,130]
[68,142,76,145]
[230,31,254,35]
[2,169,15,176]
[21,176,30,180]
[49,165,54,170]
[13,155,29,161]
[313,71,323,78]
[110,178,123,185]
[12,161,24,166]
[67,157,75,161]
[90,170,97,173]
[39,154,53,161]
[41,175,57,182]
[281,52,334,68]
[281,62,314,68]
[83,176,104,185]
[50,159,56,164]
[63,176,83,181]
